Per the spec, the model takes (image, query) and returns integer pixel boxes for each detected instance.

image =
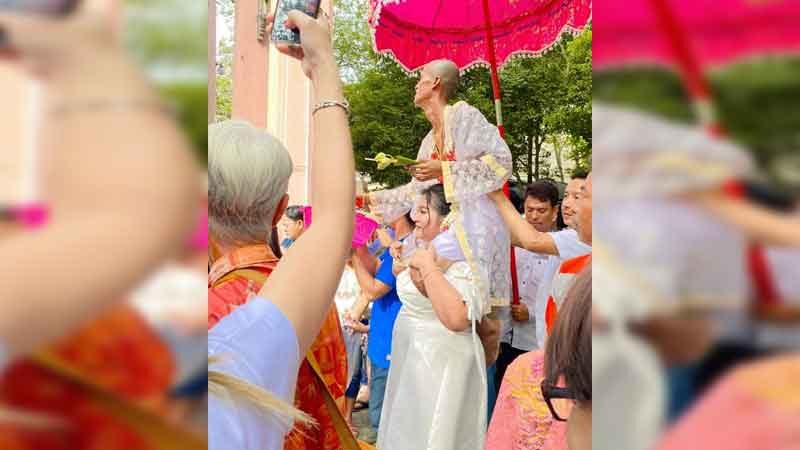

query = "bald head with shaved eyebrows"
[414,59,460,106]
[427,59,460,101]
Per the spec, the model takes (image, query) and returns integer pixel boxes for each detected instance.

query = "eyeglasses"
[540,379,574,422]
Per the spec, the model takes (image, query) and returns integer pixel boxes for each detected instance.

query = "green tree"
[216,37,234,121]
[593,57,800,189]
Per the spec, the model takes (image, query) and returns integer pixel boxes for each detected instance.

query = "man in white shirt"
[495,181,561,390]
[490,171,592,384]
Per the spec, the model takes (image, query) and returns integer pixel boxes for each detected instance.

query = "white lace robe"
[371,101,513,308]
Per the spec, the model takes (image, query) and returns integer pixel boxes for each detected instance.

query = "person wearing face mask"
[377,184,494,450]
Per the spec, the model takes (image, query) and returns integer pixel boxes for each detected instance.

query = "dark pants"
[346,362,362,399]
[494,342,528,396]
[369,364,390,429]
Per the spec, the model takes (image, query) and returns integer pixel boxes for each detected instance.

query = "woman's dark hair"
[284,205,304,221]
[402,211,414,228]
[545,264,591,404]
[421,184,451,218]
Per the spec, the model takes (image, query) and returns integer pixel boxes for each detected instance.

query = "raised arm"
[259,11,354,355]
[697,191,800,248]
[0,4,197,358]
[487,190,559,255]
[351,247,391,300]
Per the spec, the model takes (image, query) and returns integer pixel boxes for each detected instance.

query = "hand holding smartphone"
[270,0,321,45]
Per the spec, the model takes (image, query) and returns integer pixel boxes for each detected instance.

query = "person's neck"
[421,99,447,134]
[394,222,415,240]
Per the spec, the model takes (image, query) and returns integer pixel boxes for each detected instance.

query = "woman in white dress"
[378,184,490,450]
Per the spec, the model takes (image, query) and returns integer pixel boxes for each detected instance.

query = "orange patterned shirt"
[208,244,348,450]
[0,306,175,450]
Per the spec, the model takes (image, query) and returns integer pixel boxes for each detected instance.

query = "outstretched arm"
[259,11,354,355]
[488,190,559,255]
[0,4,197,359]
[697,191,800,248]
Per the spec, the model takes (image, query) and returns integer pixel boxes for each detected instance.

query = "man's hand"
[510,304,530,322]
[409,160,442,181]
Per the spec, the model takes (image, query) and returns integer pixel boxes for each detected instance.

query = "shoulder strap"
[32,351,206,450]
[212,267,271,289]
[305,353,368,450]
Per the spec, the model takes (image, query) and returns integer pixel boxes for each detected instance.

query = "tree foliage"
[333,0,592,187]
[593,57,800,189]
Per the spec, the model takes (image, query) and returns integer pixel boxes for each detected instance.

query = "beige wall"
[231,1,335,206]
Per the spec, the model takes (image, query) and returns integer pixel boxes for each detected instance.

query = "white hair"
[208,120,293,246]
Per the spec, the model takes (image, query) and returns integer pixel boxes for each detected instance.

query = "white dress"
[377,262,487,450]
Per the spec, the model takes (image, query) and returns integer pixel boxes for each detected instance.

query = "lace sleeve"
[444,103,512,203]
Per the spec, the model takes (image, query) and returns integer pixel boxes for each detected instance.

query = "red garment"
[545,254,592,334]
[0,306,175,450]
[208,244,279,328]
[208,244,348,450]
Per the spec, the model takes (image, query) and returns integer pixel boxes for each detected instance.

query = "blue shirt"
[367,250,402,369]
[208,298,301,450]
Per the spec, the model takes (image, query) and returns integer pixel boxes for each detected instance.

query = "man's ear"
[272,194,290,227]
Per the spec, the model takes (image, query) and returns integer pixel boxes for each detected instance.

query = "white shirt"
[334,267,361,323]
[756,246,800,349]
[507,247,550,351]
[209,298,301,450]
[534,229,592,347]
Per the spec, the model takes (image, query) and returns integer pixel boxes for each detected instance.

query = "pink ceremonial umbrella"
[594,0,800,131]
[369,0,591,305]
[369,0,591,137]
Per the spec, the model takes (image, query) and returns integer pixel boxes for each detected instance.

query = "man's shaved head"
[425,59,460,101]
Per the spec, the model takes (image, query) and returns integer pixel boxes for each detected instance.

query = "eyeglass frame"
[540,379,575,422]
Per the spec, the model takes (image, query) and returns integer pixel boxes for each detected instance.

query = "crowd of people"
[206,10,593,450]
[3,2,797,450]
[1,1,207,449]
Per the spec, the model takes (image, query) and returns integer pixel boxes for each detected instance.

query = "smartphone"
[270,0,320,45]
[0,62,42,211]
[0,0,80,16]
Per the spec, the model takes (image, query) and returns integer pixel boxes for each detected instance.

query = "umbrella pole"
[649,0,782,308]
[648,0,720,135]
[480,0,520,306]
